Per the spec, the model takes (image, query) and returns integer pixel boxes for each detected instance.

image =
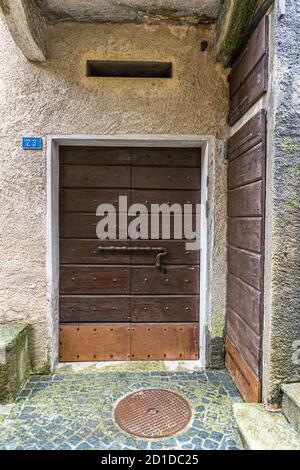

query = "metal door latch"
[97,246,168,269]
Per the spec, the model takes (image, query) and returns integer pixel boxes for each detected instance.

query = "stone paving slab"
[0,370,242,450]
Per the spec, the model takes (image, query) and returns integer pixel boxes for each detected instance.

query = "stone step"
[233,403,300,450]
[282,383,300,434]
[0,323,31,404]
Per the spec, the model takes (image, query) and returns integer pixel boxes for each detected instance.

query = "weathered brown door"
[59,147,200,362]
[225,15,269,403]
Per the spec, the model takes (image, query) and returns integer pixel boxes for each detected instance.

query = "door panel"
[59,324,131,361]
[132,189,200,211]
[60,189,131,213]
[130,323,199,360]
[131,266,199,295]
[132,166,200,190]
[61,147,131,165]
[60,240,131,264]
[59,146,201,362]
[60,165,131,188]
[131,240,200,265]
[131,296,199,322]
[60,296,131,323]
[132,148,200,167]
[60,266,130,294]
[226,100,267,402]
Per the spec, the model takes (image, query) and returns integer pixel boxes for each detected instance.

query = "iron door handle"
[97,246,168,269]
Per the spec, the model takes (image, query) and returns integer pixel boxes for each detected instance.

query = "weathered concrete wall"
[0,0,47,61]
[36,0,222,24]
[263,2,300,402]
[0,19,228,370]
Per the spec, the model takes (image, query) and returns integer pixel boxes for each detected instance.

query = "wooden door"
[225,15,269,403]
[226,112,267,402]
[59,147,201,362]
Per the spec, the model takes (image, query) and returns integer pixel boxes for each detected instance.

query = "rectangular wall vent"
[86,60,173,78]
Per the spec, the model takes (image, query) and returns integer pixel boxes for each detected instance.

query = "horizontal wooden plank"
[132,148,201,167]
[60,147,131,165]
[131,240,200,265]
[132,266,199,295]
[131,323,199,360]
[60,266,130,294]
[60,214,101,238]
[225,337,261,403]
[60,240,131,264]
[227,274,262,335]
[60,213,198,240]
[227,308,261,377]
[60,189,131,213]
[228,217,262,253]
[59,324,131,361]
[228,246,262,290]
[131,296,199,322]
[229,56,268,126]
[228,181,263,217]
[228,143,264,189]
[59,296,131,322]
[132,166,200,190]
[60,240,200,265]
[228,111,266,161]
[131,189,200,212]
[60,165,131,188]
[229,17,269,98]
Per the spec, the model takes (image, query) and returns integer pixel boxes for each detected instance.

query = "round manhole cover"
[114,389,192,439]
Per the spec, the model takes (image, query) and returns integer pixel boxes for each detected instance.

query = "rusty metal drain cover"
[114,389,192,438]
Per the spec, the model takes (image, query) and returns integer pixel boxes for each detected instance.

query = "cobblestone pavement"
[0,369,242,450]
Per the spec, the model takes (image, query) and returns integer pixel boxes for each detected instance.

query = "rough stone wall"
[263,2,300,402]
[0,19,228,371]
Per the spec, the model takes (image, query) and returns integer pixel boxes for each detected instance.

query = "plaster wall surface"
[0,19,228,371]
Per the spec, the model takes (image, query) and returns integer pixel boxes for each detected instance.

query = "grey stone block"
[282,383,300,434]
[0,323,31,404]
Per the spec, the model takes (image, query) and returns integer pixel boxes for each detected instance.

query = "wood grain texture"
[132,166,200,190]
[60,296,131,323]
[229,56,268,126]
[131,296,199,322]
[132,148,201,167]
[59,324,131,361]
[130,323,199,360]
[228,143,263,189]
[60,266,130,295]
[60,147,131,165]
[228,111,266,161]
[228,246,262,290]
[131,189,200,211]
[229,17,269,98]
[228,218,262,253]
[131,266,199,295]
[131,240,200,265]
[60,165,131,188]
[227,274,262,335]
[60,189,131,213]
[60,213,198,240]
[226,308,261,377]
[60,239,131,264]
[225,337,261,403]
[228,181,263,217]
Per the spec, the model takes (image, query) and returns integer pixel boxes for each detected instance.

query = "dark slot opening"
[86,60,173,78]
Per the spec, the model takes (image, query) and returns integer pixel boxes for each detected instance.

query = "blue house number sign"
[23,137,42,150]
